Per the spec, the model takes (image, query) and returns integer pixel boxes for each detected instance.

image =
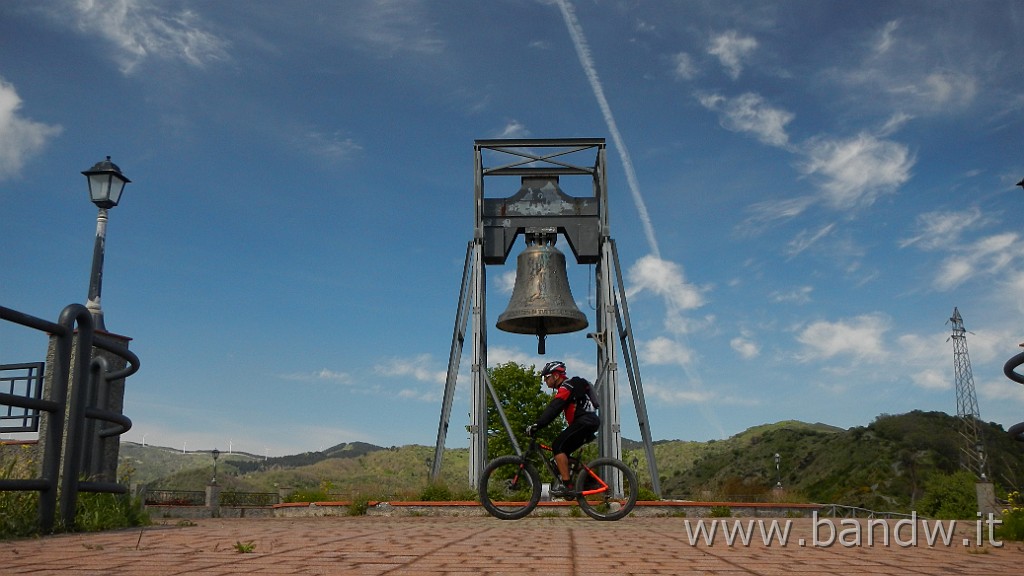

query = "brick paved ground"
[1,516,1021,575]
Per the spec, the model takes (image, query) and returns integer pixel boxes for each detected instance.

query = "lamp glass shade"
[83,157,131,209]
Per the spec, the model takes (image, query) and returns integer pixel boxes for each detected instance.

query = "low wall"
[149,500,823,520]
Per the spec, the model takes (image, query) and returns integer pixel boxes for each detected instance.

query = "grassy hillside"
[658,411,1024,510]
[121,411,1024,511]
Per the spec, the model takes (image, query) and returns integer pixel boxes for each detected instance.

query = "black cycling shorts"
[552,412,600,456]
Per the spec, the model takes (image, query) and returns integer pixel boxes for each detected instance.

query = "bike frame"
[528,439,610,498]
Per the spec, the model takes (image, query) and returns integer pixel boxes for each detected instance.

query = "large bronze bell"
[496,237,588,354]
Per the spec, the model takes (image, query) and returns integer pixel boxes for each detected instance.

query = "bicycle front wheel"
[479,455,541,520]
[575,457,639,521]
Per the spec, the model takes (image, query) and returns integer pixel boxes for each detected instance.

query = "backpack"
[566,377,600,413]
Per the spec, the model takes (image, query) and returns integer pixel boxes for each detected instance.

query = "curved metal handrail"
[1001,351,1024,442]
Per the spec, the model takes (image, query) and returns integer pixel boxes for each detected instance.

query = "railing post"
[206,483,222,518]
[58,304,95,530]
[36,306,90,532]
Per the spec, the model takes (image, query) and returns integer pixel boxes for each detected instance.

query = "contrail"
[555,0,725,439]
[555,0,660,260]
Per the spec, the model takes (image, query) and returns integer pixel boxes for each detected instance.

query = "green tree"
[486,362,563,478]
[917,470,979,519]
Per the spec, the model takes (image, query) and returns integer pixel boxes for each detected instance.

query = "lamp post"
[81,156,131,332]
[774,453,782,488]
[211,449,220,485]
[975,441,986,480]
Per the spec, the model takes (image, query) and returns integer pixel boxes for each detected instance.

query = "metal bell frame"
[431,138,661,498]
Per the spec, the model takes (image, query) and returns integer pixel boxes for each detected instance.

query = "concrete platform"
[1,516,1020,575]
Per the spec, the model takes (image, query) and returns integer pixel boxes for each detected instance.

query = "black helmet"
[540,361,566,377]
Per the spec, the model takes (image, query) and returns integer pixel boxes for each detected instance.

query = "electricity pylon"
[949,307,987,479]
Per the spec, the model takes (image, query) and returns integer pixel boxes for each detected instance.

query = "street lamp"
[774,453,782,488]
[81,156,131,331]
[211,449,220,485]
[975,441,986,480]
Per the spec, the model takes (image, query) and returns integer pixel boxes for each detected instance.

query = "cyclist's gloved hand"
[525,424,538,437]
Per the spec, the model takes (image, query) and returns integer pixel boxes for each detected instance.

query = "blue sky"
[2,0,1024,459]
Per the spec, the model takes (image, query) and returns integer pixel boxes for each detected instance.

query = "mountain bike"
[478,437,638,521]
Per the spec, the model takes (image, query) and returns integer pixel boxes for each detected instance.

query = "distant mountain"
[120,441,387,485]
[119,411,1024,511]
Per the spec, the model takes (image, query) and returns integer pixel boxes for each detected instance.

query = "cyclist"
[525,360,600,499]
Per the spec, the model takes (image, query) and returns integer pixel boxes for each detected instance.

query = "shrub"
[1,446,40,539]
[2,446,148,538]
[419,482,453,502]
[998,491,1024,542]
[637,487,659,501]
[709,505,731,517]
[917,471,978,519]
[284,488,331,503]
[347,495,370,516]
[76,491,149,532]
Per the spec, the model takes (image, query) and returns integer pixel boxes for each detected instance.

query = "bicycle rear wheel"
[574,457,638,521]
[479,455,541,520]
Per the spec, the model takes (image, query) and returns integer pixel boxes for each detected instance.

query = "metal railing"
[142,489,280,507]
[0,303,138,532]
[1001,351,1024,443]
[220,491,280,507]
[816,503,917,519]
[144,490,207,506]
[1,362,45,433]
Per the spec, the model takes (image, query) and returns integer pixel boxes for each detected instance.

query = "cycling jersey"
[536,376,598,427]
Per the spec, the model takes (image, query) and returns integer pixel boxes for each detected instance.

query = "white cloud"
[846,19,979,114]
[878,112,914,137]
[339,0,444,57]
[899,207,984,250]
[730,336,760,359]
[795,314,890,362]
[707,30,758,80]
[640,336,695,367]
[872,20,900,56]
[495,120,530,139]
[69,0,230,74]
[485,346,593,381]
[739,196,817,233]
[917,70,978,110]
[627,255,706,334]
[279,368,352,384]
[979,377,1024,404]
[698,92,793,148]
[935,232,1022,291]
[300,129,362,160]
[800,132,913,209]
[644,382,715,405]
[0,78,62,180]
[910,368,949,391]
[374,353,446,384]
[770,286,813,304]
[936,257,975,291]
[901,205,1024,294]
[786,223,836,257]
[497,269,517,294]
[999,271,1024,316]
[672,52,697,81]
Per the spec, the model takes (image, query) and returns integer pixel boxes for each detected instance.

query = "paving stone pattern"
[1,516,1020,575]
